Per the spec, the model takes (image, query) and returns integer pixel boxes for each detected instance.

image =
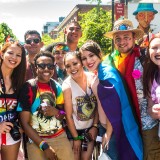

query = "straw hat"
[104,19,144,39]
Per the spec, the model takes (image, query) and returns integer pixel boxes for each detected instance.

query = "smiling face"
[80,50,101,72]
[64,53,83,80]
[113,31,135,54]
[24,34,43,55]
[36,56,55,83]
[149,38,160,68]
[65,22,82,44]
[1,44,22,70]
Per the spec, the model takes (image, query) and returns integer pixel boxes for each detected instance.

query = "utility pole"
[112,0,115,52]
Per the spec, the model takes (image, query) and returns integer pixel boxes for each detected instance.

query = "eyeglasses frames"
[25,38,40,44]
[36,63,55,70]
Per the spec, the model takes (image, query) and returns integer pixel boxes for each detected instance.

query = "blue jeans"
[99,124,119,160]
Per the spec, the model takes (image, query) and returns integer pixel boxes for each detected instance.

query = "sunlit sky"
[0,0,109,42]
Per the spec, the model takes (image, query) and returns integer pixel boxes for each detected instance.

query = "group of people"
[0,16,160,160]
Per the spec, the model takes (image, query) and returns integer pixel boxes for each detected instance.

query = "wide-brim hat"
[104,19,144,40]
[133,3,158,15]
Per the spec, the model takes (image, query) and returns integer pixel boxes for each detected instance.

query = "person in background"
[79,40,143,160]
[62,51,98,160]
[64,20,82,51]
[17,51,74,160]
[24,30,44,81]
[0,41,26,160]
[45,42,69,84]
[143,35,160,160]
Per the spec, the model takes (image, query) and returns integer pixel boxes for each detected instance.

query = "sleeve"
[17,82,34,112]
[55,81,64,105]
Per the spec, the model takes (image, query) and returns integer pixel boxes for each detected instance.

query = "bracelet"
[55,110,66,119]
[92,123,98,129]
[39,141,49,151]
[73,135,84,141]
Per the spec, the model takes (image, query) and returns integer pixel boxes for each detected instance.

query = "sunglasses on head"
[36,63,55,70]
[25,38,40,44]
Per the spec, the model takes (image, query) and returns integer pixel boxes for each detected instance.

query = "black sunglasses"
[36,63,55,70]
[25,38,40,44]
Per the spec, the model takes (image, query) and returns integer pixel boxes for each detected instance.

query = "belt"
[40,128,65,138]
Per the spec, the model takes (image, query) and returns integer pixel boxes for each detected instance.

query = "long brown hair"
[0,41,26,94]
[143,36,159,97]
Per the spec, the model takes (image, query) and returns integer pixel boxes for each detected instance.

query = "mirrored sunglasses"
[25,38,40,44]
[36,63,55,70]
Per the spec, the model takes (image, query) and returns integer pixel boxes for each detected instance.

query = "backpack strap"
[50,78,57,97]
[27,79,37,105]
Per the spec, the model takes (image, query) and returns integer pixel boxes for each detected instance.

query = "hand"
[0,121,13,134]
[102,133,111,151]
[43,106,58,117]
[88,127,98,141]
[152,104,160,118]
[73,140,81,157]
[44,146,58,160]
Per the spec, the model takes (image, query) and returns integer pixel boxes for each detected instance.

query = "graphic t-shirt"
[62,72,97,130]
[0,92,18,123]
[17,80,64,137]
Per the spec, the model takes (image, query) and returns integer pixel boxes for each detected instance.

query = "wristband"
[55,110,66,119]
[39,141,49,151]
[92,123,98,129]
[73,135,84,141]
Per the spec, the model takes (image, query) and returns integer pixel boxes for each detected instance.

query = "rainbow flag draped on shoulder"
[97,62,143,160]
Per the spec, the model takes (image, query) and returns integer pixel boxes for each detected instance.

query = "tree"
[42,34,54,46]
[0,23,16,44]
[78,8,112,55]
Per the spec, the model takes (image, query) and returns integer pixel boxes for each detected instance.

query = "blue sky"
[0,0,108,41]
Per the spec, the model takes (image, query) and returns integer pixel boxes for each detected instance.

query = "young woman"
[143,36,160,159]
[79,40,143,160]
[0,41,26,160]
[17,51,73,160]
[62,51,98,160]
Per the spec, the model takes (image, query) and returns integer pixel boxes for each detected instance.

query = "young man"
[105,18,160,160]
[64,20,82,51]
[17,51,74,160]
[45,42,69,84]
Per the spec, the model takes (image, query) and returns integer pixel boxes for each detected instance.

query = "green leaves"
[0,23,16,44]
[78,7,112,55]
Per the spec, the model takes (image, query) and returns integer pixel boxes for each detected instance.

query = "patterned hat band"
[113,24,133,31]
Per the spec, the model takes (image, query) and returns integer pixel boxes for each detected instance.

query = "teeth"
[71,71,77,74]
[43,73,50,76]
[9,60,16,64]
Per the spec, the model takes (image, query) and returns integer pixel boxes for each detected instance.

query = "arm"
[62,83,81,155]
[19,111,57,160]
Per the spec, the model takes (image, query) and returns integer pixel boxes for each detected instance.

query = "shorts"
[27,132,74,160]
[0,133,21,145]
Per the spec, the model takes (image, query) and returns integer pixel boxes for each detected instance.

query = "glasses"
[36,63,55,70]
[25,38,40,44]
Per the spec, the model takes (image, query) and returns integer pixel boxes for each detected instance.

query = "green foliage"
[0,23,16,44]
[42,31,65,47]
[42,34,54,46]
[78,8,112,55]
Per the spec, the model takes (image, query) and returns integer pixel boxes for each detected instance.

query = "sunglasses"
[25,38,40,44]
[36,63,55,70]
